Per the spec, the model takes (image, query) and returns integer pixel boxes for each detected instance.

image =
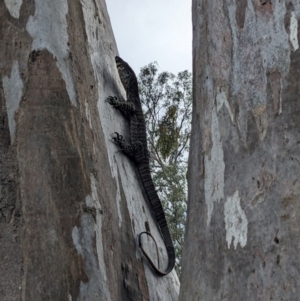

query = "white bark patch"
[4,0,22,18]
[26,0,76,105]
[290,11,299,51]
[224,190,248,249]
[72,174,110,301]
[216,87,234,123]
[205,106,225,226]
[80,0,123,228]
[85,99,92,129]
[88,175,107,281]
[2,61,23,142]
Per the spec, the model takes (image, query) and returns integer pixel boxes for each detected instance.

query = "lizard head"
[115,56,138,93]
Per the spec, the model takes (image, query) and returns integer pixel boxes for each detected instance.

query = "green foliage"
[153,164,187,273]
[157,105,180,160]
[138,62,192,275]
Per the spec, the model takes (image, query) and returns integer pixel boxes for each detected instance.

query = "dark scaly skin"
[106,56,175,276]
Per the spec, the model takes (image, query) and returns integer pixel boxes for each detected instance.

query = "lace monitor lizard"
[106,56,175,276]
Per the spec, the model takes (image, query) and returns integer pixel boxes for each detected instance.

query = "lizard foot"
[106,96,119,107]
[112,132,126,145]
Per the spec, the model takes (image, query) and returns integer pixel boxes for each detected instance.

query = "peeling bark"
[180,1,300,300]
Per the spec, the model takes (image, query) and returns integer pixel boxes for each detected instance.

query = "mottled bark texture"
[180,1,300,301]
[0,1,179,301]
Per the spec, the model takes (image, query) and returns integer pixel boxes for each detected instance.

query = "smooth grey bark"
[180,1,300,300]
[0,1,179,301]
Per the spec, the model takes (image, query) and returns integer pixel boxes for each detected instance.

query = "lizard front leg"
[112,132,144,163]
[106,96,136,113]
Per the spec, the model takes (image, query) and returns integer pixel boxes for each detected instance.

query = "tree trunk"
[180,1,300,300]
[0,1,179,300]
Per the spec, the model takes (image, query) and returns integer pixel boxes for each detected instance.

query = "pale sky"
[105,0,192,75]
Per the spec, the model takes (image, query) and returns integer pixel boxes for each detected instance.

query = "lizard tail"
[138,231,175,276]
[137,163,176,276]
